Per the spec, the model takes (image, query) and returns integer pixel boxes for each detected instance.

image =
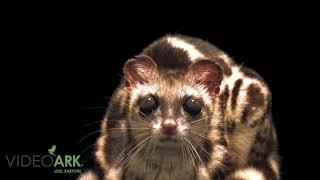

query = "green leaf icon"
[48,144,56,156]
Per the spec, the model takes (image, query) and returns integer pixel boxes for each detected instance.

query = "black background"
[1,4,314,179]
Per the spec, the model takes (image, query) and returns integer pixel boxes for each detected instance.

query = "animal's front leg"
[77,167,123,180]
[196,165,211,180]
[104,167,123,180]
[225,166,278,180]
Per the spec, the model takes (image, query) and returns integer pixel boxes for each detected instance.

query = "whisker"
[127,137,150,167]
[104,119,148,126]
[188,135,211,157]
[190,117,209,124]
[135,112,153,124]
[142,138,153,172]
[184,137,205,167]
[189,131,212,141]
[80,120,103,128]
[108,128,151,130]
[183,137,197,172]
[79,130,101,143]
[121,136,151,170]
[179,137,186,163]
[149,140,158,168]
[113,133,150,167]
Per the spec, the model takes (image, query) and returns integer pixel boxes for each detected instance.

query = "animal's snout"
[160,119,178,135]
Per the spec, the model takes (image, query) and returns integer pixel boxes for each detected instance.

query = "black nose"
[160,122,178,135]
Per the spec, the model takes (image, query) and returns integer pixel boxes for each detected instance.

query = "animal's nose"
[161,120,178,135]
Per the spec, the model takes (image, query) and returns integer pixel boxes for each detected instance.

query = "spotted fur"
[78,34,280,180]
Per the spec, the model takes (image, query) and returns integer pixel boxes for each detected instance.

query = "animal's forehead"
[131,74,213,105]
[155,75,190,97]
[155,77,213,105]
[156,86,185,104]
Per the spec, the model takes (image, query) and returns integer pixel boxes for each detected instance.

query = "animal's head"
[123,55,226,163]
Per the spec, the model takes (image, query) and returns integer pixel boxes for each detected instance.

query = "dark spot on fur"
[247,84,265,107]
[202,139,213,163]
[227,121,236,134]
[177,35,233,76]
[241,106,250,123]
[219,85,229,118]
[241,84,265,124]
[216,137,228,146]
[210,169,226,180]
[240,66,264,82]
[142,39,191,71]
[215,57,232,76]
[231,79,243,110]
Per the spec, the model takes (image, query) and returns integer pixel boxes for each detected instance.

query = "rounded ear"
[123,55,157,89]
[187,60,223,96]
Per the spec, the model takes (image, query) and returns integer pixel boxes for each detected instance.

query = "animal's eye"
[139,95,158,115]
[183,97,202,116]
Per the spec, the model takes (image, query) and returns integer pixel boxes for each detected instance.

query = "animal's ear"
[187,60,223,96]
[123,55,157,89]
